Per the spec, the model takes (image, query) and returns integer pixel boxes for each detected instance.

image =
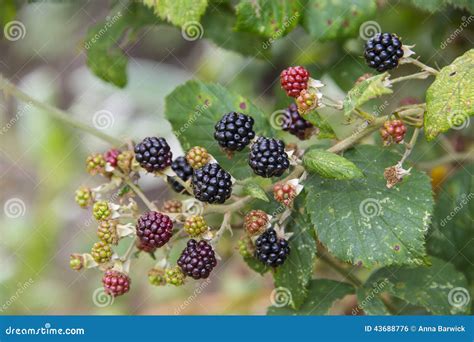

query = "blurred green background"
[0,0,472,315]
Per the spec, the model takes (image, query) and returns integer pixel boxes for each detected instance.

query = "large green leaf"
[165,80,274,179]
[355,285,391,315]
[85,4,160,87]
[427,163,474,282]
[143,0,208,27]
[303,149,365,180]
[424,49,474,141]
[273,208,317,309]
[202,5,270,58]
[305,145,434,267]
[302,0,377,41]
[343,73,393,118]
[364,257,471,314]
[268,279,354,315]
[235,0,302,39]
[409,0,474,13]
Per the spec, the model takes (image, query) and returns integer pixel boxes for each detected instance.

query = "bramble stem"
[122,177,158,212]
[354,108,376,122]
[389,71,432,84]
[0,74,123,146]
[403,57,439,75]
[399,128,420,165]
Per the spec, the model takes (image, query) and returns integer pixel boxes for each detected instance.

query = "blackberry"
[104,148,120,167]
[192,163,232,204]
[282,103,315,140]
[186,146,210,169]
[214,112,255,151]
[97,219,118,245]
[168,156,193,193]
[136,211,173,249]
[163,200,182,213]
[93,201,111,221]
[91,241,113,264]
[134,137,172,172]
[364,33,404,72]
[165,266,185,286]
[184,215,208,237]
[136,240,156,254]
[280,66,310,97]
[177,239,217,279]
[148,268,167,286]
[380,119,407,145]
[244,210,269,236]
[273,182,297,207]
[255,228,290,267]
[102,269,131,297]
[248,137,290,178]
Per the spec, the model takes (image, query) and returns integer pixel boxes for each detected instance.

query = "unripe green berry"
[117,150,134,174]
[97,219,118,245]
[69,254,84,271]
[165,266,185,286]
[86,153,106,175]
[91,241,113,263]
[184,215,208,237]
[75,187,93,208]
[238,236,253,258]
[148,268,167,286]
[186,146,210,169]
[93,201,111,221]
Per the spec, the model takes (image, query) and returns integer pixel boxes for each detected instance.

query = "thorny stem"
[122,236,137,261]
[120,175,158,212]
[0,74,123,146]
[403,57,439,75]
[389,71,432,84]
[399,128,420,165]
[322,100,343,110]
[354,108,376,123]
[211,211,232,244]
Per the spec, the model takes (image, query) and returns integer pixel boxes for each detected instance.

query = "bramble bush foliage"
[1,0,473,315]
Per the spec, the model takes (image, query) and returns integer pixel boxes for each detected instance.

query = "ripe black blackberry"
[136,211,173,249]
[167,156,193,193]
[248,137,290,178]
[255,228,290,267]
[192,163,232,204]
[214,112,255,151]
[282,103,315,140]
[134,137,172,172]
[364,33,404,72]
[177,239,217,279]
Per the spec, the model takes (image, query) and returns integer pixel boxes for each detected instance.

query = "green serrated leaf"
[355,284,391,315]
[243,255,269,275]
[427,163,474,283]
[305,145,434,267]
[302,0,377,41]
[85,4,159,87]
[303,149,365,180]
[364,257,471,315]
[268,279,355,315]
[343,73,393,117]
[424,49,474,141]
[273,205,317,309]
[243,183,269,202]
[143,0,208,27]
[305,111,336,139]
[235,0,302,39]
[165,80,274,179]
[202,5,270,58]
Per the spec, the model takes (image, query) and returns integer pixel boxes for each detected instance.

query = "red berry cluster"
[380,120,407,145]
[280,66,310,98]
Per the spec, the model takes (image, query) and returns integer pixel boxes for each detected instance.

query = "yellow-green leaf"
[303,149,364,180]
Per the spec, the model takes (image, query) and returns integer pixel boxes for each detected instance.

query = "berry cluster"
[273,182,297,207]
[380,119,407,145]
[102,269,131,297]
[364,33,404,72]
[214,112,255,151]
[134,137,172,172]
[244,210,269,236]
[136,211,173,249]
[281,103,315,140]
[178,239,217,279]
[249,137,290,178]
[184,215,208,237]
[192,163,232,204]
[280,66,310,97]
[254,228,290,267]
